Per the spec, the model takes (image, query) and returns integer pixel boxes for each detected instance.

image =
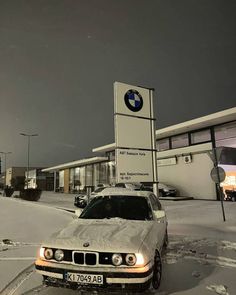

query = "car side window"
[149,194,162,210]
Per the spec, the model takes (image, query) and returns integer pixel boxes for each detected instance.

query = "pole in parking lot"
[0,151,12,187]
[210,148,226,222]
[20,133,38,189]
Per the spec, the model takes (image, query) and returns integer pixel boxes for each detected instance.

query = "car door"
[149,194,167,248]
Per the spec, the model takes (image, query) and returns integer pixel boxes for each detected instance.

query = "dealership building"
[43,107,236,200]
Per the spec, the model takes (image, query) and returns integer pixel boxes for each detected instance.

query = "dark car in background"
[115,183,141,190]
[224,189,236,202]
[74,187,108,208]
[140,183,178,198]
[158,183,178,198]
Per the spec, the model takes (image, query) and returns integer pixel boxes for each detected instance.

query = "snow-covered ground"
[0,196,73,294]
[0,193,235,295]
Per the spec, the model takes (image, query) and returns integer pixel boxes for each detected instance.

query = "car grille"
[51,249,128,266]
[73,252,97,265]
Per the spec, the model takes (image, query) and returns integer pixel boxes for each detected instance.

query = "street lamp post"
[20,133,38,189]
[0,151,12,186]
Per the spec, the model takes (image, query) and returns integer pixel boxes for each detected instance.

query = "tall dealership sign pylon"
[114,82,158,196]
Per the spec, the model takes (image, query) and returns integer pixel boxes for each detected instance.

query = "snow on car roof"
[95,187,150,197]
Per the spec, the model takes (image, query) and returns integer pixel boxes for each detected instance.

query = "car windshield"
[79,195,152,221]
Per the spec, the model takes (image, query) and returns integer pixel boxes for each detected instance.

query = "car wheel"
[159,191,163,198]
[152,250,162,289]
[232,196,236,202]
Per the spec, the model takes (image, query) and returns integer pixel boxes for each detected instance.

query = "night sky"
[0,0,235,168]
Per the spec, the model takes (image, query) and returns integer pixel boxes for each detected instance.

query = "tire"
[152,250,162,289]
[232,196,236,202]
[159,191,163,198]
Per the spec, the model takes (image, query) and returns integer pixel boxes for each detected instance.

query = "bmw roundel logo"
[83,242,90,247]
[124,89,143,112]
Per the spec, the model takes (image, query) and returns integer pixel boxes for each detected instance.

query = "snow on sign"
[114,82,157,184]
[116,148,154,182]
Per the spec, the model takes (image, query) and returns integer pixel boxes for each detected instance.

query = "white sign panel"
[115,115,152,149]
[157,157,177,167]
[116,149,154,183]
[114,82,153,119]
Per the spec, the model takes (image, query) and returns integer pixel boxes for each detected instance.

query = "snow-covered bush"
[20,188,42,201]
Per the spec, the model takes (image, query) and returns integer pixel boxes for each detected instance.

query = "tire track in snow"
[164,237,236,269]
[0,263,35,295]
[165,252,236,268]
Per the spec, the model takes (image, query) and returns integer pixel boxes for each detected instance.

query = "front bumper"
[35,259,153,291]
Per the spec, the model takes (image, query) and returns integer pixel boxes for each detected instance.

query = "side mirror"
[154,210,166,219]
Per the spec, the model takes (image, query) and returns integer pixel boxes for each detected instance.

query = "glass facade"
[171,133,189,149]
[99,162,109,185]
[80,167,86,190]
[215,121,236,148]
[157,138,169,151]
[191,129,211,144]
[59,170,64,190]
[66,161,116,193]
[86,165,93,186]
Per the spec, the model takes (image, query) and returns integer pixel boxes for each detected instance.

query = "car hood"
[43,218,154,253]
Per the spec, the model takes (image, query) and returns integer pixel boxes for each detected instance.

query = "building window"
[59,171,64,189]
[108,161,116,185]
[215,121,236,147]
[171,133,189,149]
[106,151,115,161]
[69,168,75,192]
[79,167,86,191]
[157,138,169,151]
[86,165,93,186]
[100,162,108,185]
[191,129,211,144]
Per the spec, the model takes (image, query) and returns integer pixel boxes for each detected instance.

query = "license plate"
[66,272,103,285]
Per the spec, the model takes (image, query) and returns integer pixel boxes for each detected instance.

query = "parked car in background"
[158,183,178,198]
[115,183,141,190]
[74,186,108,208]
[140,183,178,198]
[224,189,236,202]
[35,188,168,292]
[74,194,88,208]
[140,183,153,192]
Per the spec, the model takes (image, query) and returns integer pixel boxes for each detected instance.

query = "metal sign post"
[149,88,158,197]
[210,148,226,222]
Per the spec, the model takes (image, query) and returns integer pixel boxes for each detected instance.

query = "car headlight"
[54,249,64,261]
[125,253,136,266]
[112,253,123,266]
[135,253,145,266]
[44,248,53,260]
[39,247,45,259]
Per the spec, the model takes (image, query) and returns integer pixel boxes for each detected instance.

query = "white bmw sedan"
[35,188,168,292]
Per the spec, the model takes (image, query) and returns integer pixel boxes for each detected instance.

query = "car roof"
[95,187,152,197]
